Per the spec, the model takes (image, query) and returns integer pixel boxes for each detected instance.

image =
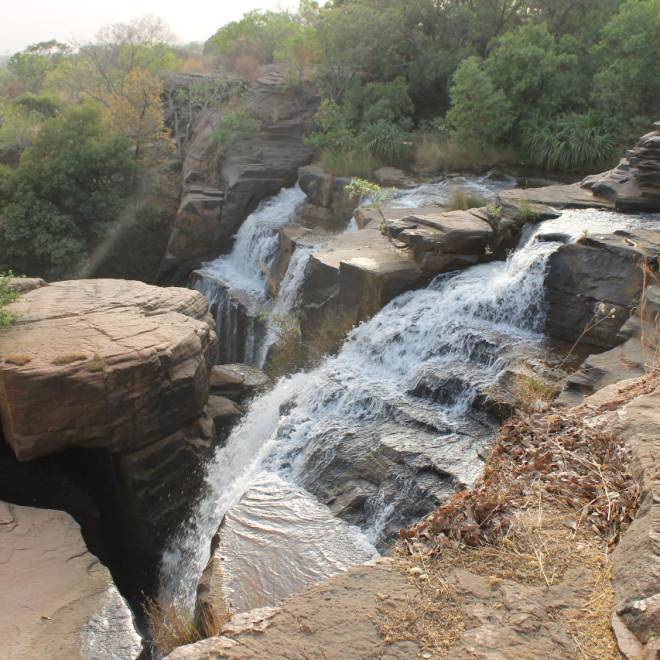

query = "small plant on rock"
[0,271,22,328]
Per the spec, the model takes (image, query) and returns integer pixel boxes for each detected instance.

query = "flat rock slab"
[197,475,376,619]
[498,182,613,210]
[167,558,422,660]
[0,501,142,660]
[0,279,216,460]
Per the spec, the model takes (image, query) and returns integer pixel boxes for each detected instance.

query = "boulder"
[300,222,431,326]
[0,501,142,660]
[209,363,269,402]
[196,476,376,622]
[544,229,660,349]
[583,121,660,211]
[159,66,320,285]
[298,164,333,208]
[373,166,415,189]
[166,558,422,660]
[0,279,217,558]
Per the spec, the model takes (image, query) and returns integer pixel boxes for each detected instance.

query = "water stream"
[170,189,660,610]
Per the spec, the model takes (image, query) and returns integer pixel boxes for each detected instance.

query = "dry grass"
[379,376,654,658]
[414,135,519,172]
[51,352,88,365]
[445,188,488,211]
[86,351,108,372]
[144,595,224,656]
[4,353,32,365]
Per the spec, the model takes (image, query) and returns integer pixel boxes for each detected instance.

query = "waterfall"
[191,186,307,366]
[168,192,660,607]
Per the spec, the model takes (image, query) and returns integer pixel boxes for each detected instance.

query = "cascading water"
[191,186,307,366]
[168,196,660,609]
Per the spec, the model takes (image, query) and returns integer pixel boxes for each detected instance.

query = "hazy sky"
[1,0,297,56]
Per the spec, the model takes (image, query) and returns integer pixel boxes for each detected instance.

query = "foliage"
[215,106,262,156]
[304,99,359,154]
[359,120,406,164]
[0,271,22,328]
[320,147,376,178]
[446,57,513,149]
[521,112,618,171]
[516,197,542,223]
[0,105,135,280]
[7,40,70,93]
[345,77,414,127]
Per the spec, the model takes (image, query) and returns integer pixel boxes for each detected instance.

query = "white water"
[170,195,660,607]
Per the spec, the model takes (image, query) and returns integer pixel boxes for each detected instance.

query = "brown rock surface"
[166,558,422,660]
[0,279,217,557]
[0,501,142,660]
[497,182,613,211]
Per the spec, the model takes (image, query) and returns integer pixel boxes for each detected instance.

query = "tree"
[0,105,135,279]
[446,56,512,149]
[591,0,660,128]
[7,40,70,93]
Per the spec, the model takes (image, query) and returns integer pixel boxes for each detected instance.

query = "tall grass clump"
[320,146,375,178]
[414,135,518,172]
[521,112,619,172]
[359,120,407,164]
[446,188,488,211]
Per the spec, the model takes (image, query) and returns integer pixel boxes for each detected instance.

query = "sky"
[0,0,297,56]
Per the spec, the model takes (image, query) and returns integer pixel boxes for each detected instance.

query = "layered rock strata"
[0,279,217,561]
[583,121,660,211]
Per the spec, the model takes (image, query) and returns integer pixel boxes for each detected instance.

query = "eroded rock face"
[159,66,320,285]
[0,501,142,660]
[0,279,217,559]
[583,121,660,211]
[544,229,660,349]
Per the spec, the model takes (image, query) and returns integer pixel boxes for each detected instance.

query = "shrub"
[215,106,262,156]
[359,120,406,164]
[0,271,22,328]
[521,112,619,172]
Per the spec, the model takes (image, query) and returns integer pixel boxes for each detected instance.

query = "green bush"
[359,120,406,164]
[0,271,22,328]
[215,106,262,156]
[521,112,618,171]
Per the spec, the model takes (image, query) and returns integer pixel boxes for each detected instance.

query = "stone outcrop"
[0,501,142,660]
[209,363,269,403]
[497,182,613,211]
[583,121,660,211]
[297,164,360,224]
[196,476,376,623]
[166,558,422,660]
[0,279,217,560]
[544,229,660,349]
[159,66,320,285]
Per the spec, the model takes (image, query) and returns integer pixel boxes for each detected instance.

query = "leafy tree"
[7,40,71,93]
[345,77,414,127]
[485,22,581,121]
[446,56,512,149]
[0,105,135,279]
[591,0,660,128]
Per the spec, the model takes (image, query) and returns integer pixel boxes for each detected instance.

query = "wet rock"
[196,476,376,622]
[0,279,217,557]
[0,501,142,660]
[544,229,660,349]
[159,66,319,285]
[583,121,660,211]
[296,417,492,547]
[207,395,244,442]
[167,558,422,660]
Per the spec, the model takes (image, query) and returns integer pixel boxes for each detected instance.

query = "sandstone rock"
[207,395,244,441]
[167,558,422,660]
[583,122,660,211]
[300,222,431,326]
[544,229,660,349]
[557,317,658,407]
[209,363,269,402]
[196,475,376,622]
[0,501,142,660]
[7,277,46,293]
[0,279,217,559]
[160,66,319,285]
[497,182,613,211]
[373,167,415,189]
[298,164,333,208]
